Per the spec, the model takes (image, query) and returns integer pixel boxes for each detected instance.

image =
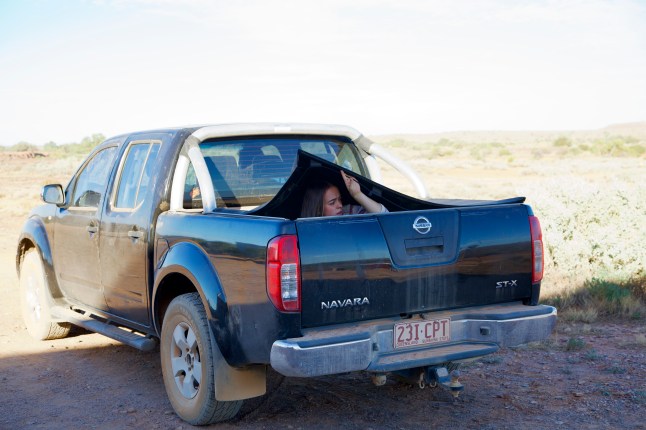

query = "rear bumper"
[270,302,557,377]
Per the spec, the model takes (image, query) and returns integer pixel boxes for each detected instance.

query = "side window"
[336,144,363,174]
[115,142,160,209]
[136,144,160,206]
[183,162,202,209]
[72,147,117,208]
[301,140,365,175]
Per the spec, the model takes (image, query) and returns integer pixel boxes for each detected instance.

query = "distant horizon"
[371,120,646,136]
[2,119,645,148]
[4,117,646,148]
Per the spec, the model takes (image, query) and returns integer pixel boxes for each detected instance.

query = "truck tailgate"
[296,204,533,328]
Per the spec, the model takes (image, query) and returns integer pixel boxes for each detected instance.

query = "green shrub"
[589,137,646,157]
[584,349,603,361]
[10,141,39,152]
[553,136,573,147]
[588,278,631,302]
[566,337,586,351]
[543,277,646,321]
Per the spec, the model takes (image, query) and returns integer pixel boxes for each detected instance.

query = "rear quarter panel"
[154,211,301,365]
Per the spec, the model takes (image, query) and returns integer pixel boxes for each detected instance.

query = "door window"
[72,147,117,207]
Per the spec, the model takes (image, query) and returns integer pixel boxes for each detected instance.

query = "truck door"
[99,140,161,326]
[53,146,118,310]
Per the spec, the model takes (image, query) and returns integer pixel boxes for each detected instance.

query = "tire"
[160,293,242,425]
[19,250,71,340]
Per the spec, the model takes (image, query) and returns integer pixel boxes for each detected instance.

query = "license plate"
[393,318,451,349]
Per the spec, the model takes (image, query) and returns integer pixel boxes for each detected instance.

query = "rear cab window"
[184,136,364,210]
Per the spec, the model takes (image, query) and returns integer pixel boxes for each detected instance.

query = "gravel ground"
[1,251,644,430]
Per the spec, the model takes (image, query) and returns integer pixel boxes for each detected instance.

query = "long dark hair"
[300,181,335,218]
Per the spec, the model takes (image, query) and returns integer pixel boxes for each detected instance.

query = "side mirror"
[42,184,64,205]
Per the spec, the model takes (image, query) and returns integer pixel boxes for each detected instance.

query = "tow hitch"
[381,366,464,399]
[422,367,464,399]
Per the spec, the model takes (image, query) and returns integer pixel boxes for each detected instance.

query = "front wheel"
[160,293,242,425]
[19,249,71,340]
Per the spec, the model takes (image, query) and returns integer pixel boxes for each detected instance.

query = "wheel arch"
[16,217,63,299]
[152,241,227,337]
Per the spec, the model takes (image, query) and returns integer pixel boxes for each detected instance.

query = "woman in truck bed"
[301,170,388,217]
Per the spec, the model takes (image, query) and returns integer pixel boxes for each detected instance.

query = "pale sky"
[1,0,645,145]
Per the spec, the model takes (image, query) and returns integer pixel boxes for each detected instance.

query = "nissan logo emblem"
[413,216,432,234]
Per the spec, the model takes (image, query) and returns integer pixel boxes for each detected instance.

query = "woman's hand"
[339,170,384,214]
[341,170,361,198]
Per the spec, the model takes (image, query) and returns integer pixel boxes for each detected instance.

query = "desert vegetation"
[0,133,106,158]
[2,124,644,322]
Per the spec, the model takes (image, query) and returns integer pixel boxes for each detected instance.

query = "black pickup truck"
[16,123,556,425]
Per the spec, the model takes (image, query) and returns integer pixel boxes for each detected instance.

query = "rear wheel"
[19,249,71,340]
[160,293,242,425]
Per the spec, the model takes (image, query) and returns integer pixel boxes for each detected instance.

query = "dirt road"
[1,241,644,429]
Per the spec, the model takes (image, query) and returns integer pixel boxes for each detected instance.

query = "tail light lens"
[529,216,544,283]
[267,235,301,312]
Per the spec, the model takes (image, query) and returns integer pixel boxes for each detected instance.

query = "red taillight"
[529,216,544,283]
[267,235,301,312]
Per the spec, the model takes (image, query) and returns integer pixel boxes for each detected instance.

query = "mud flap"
[213,341,267,401]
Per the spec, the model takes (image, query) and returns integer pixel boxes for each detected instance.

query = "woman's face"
[322,185,343,216]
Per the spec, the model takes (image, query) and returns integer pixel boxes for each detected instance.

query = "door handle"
[86,225,99,234]
[128,230,144,239]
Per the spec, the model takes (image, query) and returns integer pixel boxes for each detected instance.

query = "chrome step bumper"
[271,302,556,377]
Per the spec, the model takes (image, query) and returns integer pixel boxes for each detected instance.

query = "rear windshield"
[184,136,365,209]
